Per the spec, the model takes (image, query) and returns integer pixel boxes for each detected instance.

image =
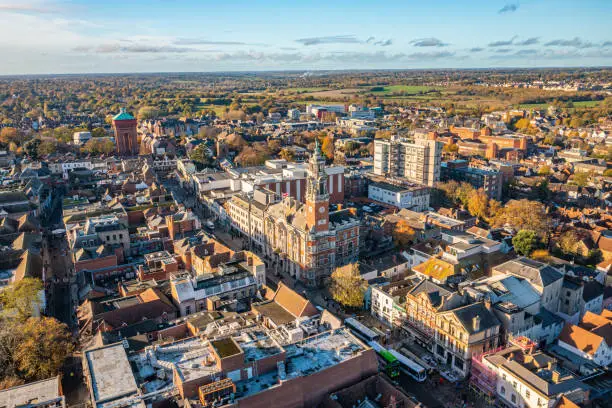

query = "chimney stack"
[551,370,560,383]
[473,315,481,332]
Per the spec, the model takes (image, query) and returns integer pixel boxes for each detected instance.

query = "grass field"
[516,103,548,109]
[364,85,440,94]
[572,100,601,107]
[284,87,330,93]
[516,100,601,109]
[295,100,347,105]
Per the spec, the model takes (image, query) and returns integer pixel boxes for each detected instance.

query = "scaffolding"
[469,346,503,407]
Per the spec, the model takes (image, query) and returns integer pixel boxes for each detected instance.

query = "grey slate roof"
[494,257,563,288]
[582,281,604,303]
[447,302,500,335]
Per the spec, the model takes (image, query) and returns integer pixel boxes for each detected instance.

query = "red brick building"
[112,108,139,156]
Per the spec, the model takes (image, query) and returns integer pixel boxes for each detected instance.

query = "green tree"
[138,106,160,120]
[513,230,540,256]
[37,141,56,156]
[189,145,213,167]
[23,139,41,160]
[91,127,106,138]
[53,127,72,143]
[100,140,115,155]
[330,264,365,308]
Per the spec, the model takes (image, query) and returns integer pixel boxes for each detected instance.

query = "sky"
[0,0,611,75]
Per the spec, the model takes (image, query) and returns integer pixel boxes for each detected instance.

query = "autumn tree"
[492,199,550,236]
[558,230,579,256]
[392,220,415,249]
[321,135,335,160]
[91,127,106,138]
[467,188,489,220]
[279,148,295,162]
[530,249,552,262]
[235,145,269,167]
[456,182,476,208]
[572,172,589,187]
[82,138,115,155]
[514,118,531,130]
[487,199,502,222]
[0,278,43,321]
[0,127,20,145]
[443,143,459,154]
[435,180,461,206]
[538,165,551,176]
[15,317,74,381]
[374,130,393,140]
[330,263,365,308]
[513,230,540,256]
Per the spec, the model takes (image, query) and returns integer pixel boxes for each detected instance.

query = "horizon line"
[1,65,611,78]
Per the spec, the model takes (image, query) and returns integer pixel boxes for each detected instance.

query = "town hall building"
[226,141,360,287]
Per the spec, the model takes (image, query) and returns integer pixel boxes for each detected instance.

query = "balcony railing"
[402,319,434,341]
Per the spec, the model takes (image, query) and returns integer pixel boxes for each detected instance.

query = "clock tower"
[306,140,329,232]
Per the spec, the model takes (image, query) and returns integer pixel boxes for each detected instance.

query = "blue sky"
[0,0,611,74]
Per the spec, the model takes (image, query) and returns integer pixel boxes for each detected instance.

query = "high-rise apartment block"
[373,136,442,187]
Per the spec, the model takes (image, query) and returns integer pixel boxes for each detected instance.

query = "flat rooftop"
[151,337,218,384]
[234,328,367,399]
[0,377,62,408]
[211,337,242,359]
[84,343,139,407]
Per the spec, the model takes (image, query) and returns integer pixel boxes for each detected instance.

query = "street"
[162,178,452,408]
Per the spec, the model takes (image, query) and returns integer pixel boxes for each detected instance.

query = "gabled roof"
[11,232,41,251]
[443,302,500,335]
[14,249,43,282]
[582,281,604,303]
[408,279,455,310]
[272,282,318,318]
[553,396,580,408]
[558,324,606,356]
[494,257,563,288]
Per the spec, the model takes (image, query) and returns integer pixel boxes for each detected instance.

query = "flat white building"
[73,131,92,145]
[368,180,430,211]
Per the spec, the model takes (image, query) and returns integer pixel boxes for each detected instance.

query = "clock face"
[318,206,326,214]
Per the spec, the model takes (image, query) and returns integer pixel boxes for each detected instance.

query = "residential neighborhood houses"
[0,69,611,408]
